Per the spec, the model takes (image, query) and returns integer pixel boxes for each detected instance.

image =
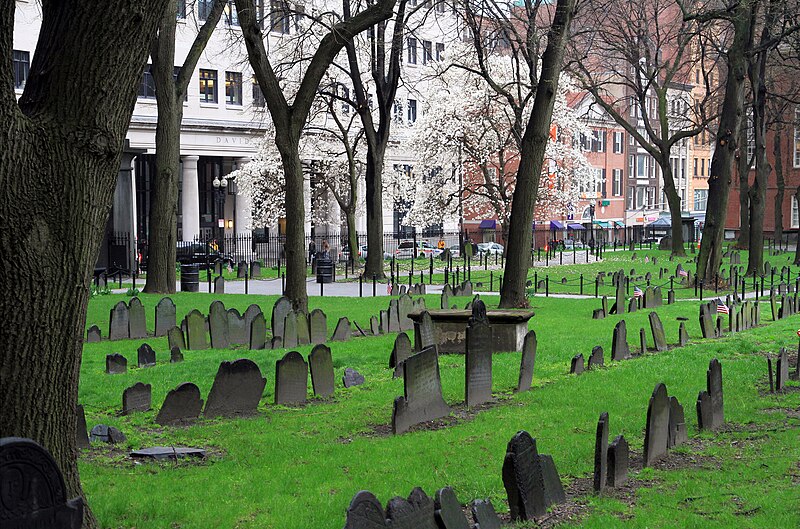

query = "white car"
[477,242,504,255]
[394,240,443,259]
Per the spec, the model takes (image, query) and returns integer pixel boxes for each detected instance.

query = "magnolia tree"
[404,46,593,243]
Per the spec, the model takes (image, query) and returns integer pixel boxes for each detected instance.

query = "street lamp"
[213,176,228,253]
[589,203,596,251]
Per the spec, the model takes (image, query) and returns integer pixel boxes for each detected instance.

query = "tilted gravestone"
[214,275,225,294]
[105,353,127,374]
[271,296,292,340]
[137,343,156,368]
[414,311,436,352]
[570,354,585,375]
[392,346,451,434]
[309,344,334,398]
[76,405,90,449]
[611,320,630,361]
[86,325,101,343]
[154,297,176,337]
[644,383,670,466]
[156,383,203,425]
[309,308,327,344]
[185,309,208,350]
[167,326,186,350]
[344,490,388,529]
[128,297,147,339]
[668,396,688,448]
[470,499,502,529]
[370,315,380,336]
[90,425,126,444]
[390,333,413,378]
[465,307,493,407]
[588,346,604,368]
[275,351,308,405]
[0,437,85,528]
[592,308,606,319]
[170,346,184,363]
[601,296,609,316]
[296,310,311,346]
[440,290,451,310]
[434,487,470,529]
[606,434,629,488]
[283,310,299,349]
[203,359,266,417]
[649,312,668,352]
[388,299,401,333]
[678,322,689,347]
[516,330,537,392]
[594,412,609,492]
[776,348,789,391]
[108,300,130,340]
[332,317,351,342]
[386,487,438,529]
[502,430,566,520]
[379,310,389,334]
[343,367,365,388]
[249,312,267,350]
[122,382,151,415]
[697,358,724,430]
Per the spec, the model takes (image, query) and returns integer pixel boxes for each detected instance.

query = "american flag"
[633,286,644,298]
[387,282,392,295]
[679,269,688,277]
[716,299,729,314]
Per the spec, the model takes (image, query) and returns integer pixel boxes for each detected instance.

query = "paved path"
[146,278,450,297]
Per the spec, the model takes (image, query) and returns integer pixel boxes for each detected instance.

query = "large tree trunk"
[500,0,576,307]
[364,145,386,278]
[773,126,784,242]
[346,208,359,270]
[736,124,751,249]
[794,186,800,265]
[277,139,309,312]
[660,161,686,256]
[0,1,166,527]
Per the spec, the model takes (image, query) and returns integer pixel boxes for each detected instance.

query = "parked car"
[564,239,585,249]
[477,242,504,256]
[341,244,392,261]
[174,242,234,270]
[447,244,461,258]
[394,240,443,259]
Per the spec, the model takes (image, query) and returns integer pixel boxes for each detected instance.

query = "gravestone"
[128,297,146,339]
[89,425,126,444]
[470,499,501,529]
[0,437,84,528]
[271,297,292,341]
[776,348,789,391]
[283,311,299,348]
[214,275,225,294]
[644,383,670,466]
[388,299,401,333]
[639,327,647,355]
[648,312,667,352]
[76,405,89,449]
[105,353,127,374]
[122,382,151,415]
[332,317,351,342]
[156,383,203,426]
[309,309,327,344]
[154,297,176,337]
[213,260,223,275]
[108,300,130,340]
[627,297,638,313]
[170,346,184,363]
[399,285,407,296]
[131,447,206,460]
[570,354,584,375]
[249,312,267,350]
[643,287,655,309]
[243,304,262,335]
[204,359,266,417]
[614,272,625,315]
[86,325,101,343]
[465,310,493,407]
[237,261,248,278]
[250,261,261,278]
[275,351,308,405]
[502,430,566,520]
[606,435,629,488]
[370,315,380,337]
[185,309,208,350]
[592,308,606,319]
[440,290,451,310]
[343,367,365,388]
[137,343,156,368]
[386,487,437,529]
[668,289,675,304]
[344,490,388,529]
[392,346,451,434]
[601,296,609,316]
[398,294,414,331]
[770,294,778,321]
[611,320,630,360]
[696,358,724,429]
[668,396,688,448]
[414,311,436,351]
[593,412,609,492]
[516,330,537,392]
[167,326,186,350]
[295,311,310,345]
[434,487,470,529]
[588,346,604,368]
[309,344,334,398]
[390,333,413,378]
[678,322,689,347]
[699,303,714,339]
[379,310,389,334]
[224,308,246,345]
[271,336,283,349]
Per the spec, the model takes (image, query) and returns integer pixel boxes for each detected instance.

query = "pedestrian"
[308,240,316,264]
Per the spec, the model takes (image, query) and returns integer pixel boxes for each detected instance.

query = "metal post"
[534,271,538,293]
[580,274,583,295]
[595,277,598,298]
[546,275,549,297]
[320,280,324,297]
[359,274,363,298]
[699,280,703,301]
[245,270,248,295]
[281,273,285,295]
[372,275,376,297]
[490,271,493,291]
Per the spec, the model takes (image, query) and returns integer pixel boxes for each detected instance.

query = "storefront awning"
[567,223,585,230]
[550,220,565,230]
[478,219,496,230]
[613,221,625,228]
[593,220,610,228]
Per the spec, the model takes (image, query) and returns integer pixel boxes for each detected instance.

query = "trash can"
[316,255,334,284]
[180,263,200,292]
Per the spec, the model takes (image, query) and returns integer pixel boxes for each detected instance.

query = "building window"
[138,64,156,99]
[225,0,239,25]
[407,38,417,64]
[792,196,799,228]
[199,69,218,103]
[225,71,242,105]
[422,40,433,64]
[435,0,446,13]
[271,0,290,33]
[13,50,30,90]
[613,131,623,154]
[598,168,606,197]
[393,99,403,122]
[794,107,800,168]
[407,99,417,123]
[252,80,265,107]
[294,4,305,30]
[694,189,708,212]
[591,130,606,153]
[177,0,186,19]
[612,169,622,196]
[198,0,214,20]
[436,42,445,61]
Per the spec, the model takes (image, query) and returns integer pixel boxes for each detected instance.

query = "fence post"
[372,274,376,297]
[534,271,538,293]
[281,273,285,295]
[359,274,363,298]
[490,271,494,291]
[699,280,703,301]
[429,256,434,284]
[546,275,549,297]
[245,270,249,295]
[408,270,412,286]
[320,280,324,297]
[580,274,583,296]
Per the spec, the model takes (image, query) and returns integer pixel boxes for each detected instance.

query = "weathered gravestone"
[699,303,714,339]
[76,405,89,449]
[668,396,688,448]
[344,490,388,529]
[606,434,629,488]
[414,311,436,352]
[86,325,101,343]
[122,382,151,415]
[696,358,724,430]
[309,344,334,398]
[271,336,283,349]
[611,320,630,361]
[130,447,206,461]
[108,300,130,340]
[283,311,299,349]
[0,437,84,528]
[169,346,184,363]
[388,299,401,333]
[155,383,203,425]
[214,275,225,294]
[434,487,470,529]
[275,351,308,405]
[502,430,566,520]
[440,289,451,310]
[776,348,789,392]
[643,287,656,309]
[392,346,451,434]
[643,383,670,466]
[678,322,689,347]
[237,261,248,278]
[250,261,261,278]
[105,353,127,374]
[399,294,414,331]
[332,317,351,342]
[89,425,126,444]
[601,296,609,316]
[379,310,389,334]
[570,354,585,375]
[343,367,365,388]
[167,325,186,350]
[614,272,625,314]
[516,330,537,393]
[465,304,493,407]
[154,297,176,337]
[386,487,438,529]
[639,327,647,355]
[203,359,266,417]
[296,310,311,345]
[594,412,609,492]
[226,308,247,345]
[627,297,638,313]
[470,499,502,529]
[370,315,380,337]
[185,309,208,350]
[128,297,147,339]
[272,296,292,341]
[770,294,778,321]
[592,308,606,319]
[648,312,668,352]
[588,346,604,368]
[249,312,267,350]
[390,333,413,378]
[309,308,327,344]
[137,343,156,368]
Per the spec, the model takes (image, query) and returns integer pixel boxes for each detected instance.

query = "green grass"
[78,279,800,528]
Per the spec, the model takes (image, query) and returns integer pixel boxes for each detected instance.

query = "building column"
[181,155,200,242]
[234,157,251,237]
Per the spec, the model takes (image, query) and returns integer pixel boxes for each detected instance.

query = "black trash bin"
[180,263,200,292]
[316,254,334,284]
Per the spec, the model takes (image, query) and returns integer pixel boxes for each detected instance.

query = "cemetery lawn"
[80,292,800,528]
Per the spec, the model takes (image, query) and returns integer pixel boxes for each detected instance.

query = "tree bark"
[0,2,167,527]
[736,124,751,249]
[773,126,784,242]
[499,0,576,308]
[364,146,387,278]
[660,161,686,256]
